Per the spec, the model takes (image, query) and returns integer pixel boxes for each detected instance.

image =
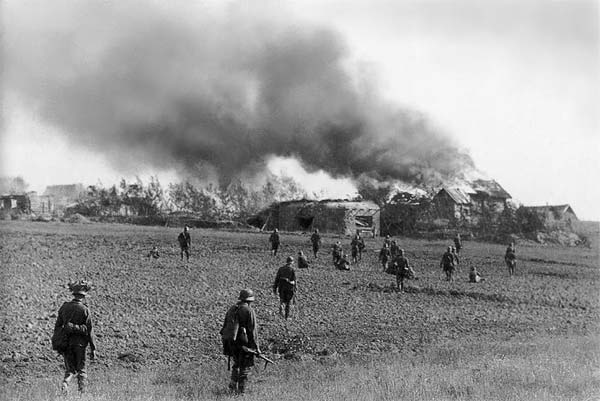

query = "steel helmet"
[238,289,255,302]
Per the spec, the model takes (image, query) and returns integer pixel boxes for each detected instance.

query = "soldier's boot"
[62,373,74,395]
[77,374,86,393]
[238,378,247,394]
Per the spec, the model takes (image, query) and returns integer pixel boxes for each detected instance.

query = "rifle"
[241,346,276,369]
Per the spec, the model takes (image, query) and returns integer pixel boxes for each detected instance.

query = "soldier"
[451,246,460,271]
[392,249,414,290]
[335,252,350,270]
[383,235,392,247]
[331,241,342,265]
[469,266,484,283]
[453,233,462,255]
[297,251,310,269]
[220,289,260,394]
[177,226,191,262]
[273,256,297,319]
[310,229,321,258]
[390,240,400,258]
[269,229,281,257]
[379,243,392,272]
[147,246,160,259]
[350,234,360,264]
[505,242,517,276]
[53,281,96,395]
[440,246,456,281]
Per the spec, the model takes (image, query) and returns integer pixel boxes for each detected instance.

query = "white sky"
[2,0,599,220]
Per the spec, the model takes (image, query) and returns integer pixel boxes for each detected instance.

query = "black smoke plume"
[4,1,474,188]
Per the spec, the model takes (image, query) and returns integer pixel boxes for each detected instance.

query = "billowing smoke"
[4,1,475,189]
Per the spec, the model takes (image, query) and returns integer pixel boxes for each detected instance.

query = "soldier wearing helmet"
[272,256,297,319]
[440,246,456,281]
[269,229,281,256]
[53,281,96,395]
[220,289,260,394]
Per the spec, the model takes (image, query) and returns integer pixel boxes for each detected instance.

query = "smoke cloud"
[4,1,475,188]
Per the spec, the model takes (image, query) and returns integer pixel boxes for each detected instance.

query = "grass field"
[0,221,598,400]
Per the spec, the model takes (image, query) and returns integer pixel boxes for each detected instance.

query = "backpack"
[52,309,76,354]
[220,305,248,356]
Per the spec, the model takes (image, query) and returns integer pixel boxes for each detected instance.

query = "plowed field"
[1,221,598,382]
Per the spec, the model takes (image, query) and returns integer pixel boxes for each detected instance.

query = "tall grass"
[2,335,598,401]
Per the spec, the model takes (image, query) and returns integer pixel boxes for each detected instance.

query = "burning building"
[253,200,380,237]
[429,179,512,226]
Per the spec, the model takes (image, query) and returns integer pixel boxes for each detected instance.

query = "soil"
[0,221,598,381]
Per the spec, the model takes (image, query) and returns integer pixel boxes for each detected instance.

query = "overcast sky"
[2,0,599,220]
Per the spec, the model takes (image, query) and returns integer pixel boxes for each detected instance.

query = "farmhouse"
[42,184,85,213]
[255,200,380,237]
[430,179,511,225]
[521,204,578,229]
[0,194,31,213]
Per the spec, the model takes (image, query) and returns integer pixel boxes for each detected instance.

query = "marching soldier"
[177,226,191,262]
[390,240,400,258]
[453,233,462,255]
[273,256,297,319]
[310,229,321,258]
[379,243,392,272]
[391,249,414,290]
[440,246,456,281]
[220,289,260,394]
[269,229,281,256]
[505,242,517,276]
[53,281,96,395]
[350,232,365,263]
[297,251,310,269]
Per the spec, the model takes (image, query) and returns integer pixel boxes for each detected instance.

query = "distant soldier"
[453,233,462,255]
[451,246,460,270]
[390,240,400,258]
[147,246,160,259]
[297,251,310,269]
[469,266,484,283]
[335,252,351,271]
[269,229,280,257]
[440,246,456,281]
[331,241,343,265]
[310,229,321,258]
[273,256,297,319]
[505,242,517,276]
[383,235,392,247]
[177,226,191,262]
[391,249,414,290]
[379,243,392,272]
[219,289,260,394]
[53,281,96,395]
[350,233,364,263]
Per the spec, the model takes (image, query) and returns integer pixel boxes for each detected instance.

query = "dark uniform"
[453,234,462,255]
[220,289,259,394]
[273,257,296,319]
[505,243,516,276]
[469,267,483,283]
[390,240,400,258]
[379,244,391,271]
[147,246,160,259]
[350,234,365,263]
[392,250,413,290]
[269,230,280,256]
[54,283,96,394]
[310,230,321,258]
[297,251,309,269]
[440,247,456,281]
[178,227,191,261]
[332,242,342,265]
[335,253,350,270]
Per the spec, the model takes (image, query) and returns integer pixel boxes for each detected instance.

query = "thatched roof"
[523,204,577,220]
